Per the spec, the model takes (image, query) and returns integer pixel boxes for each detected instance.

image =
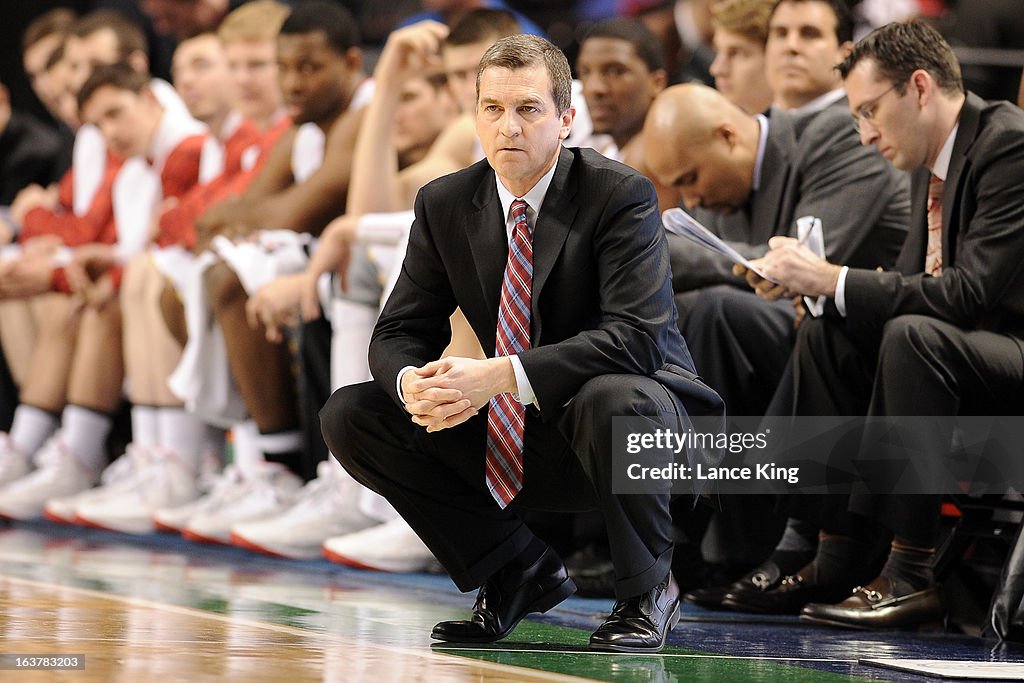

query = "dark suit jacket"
[844,93,1024,354]
[0,110,63,205]
[669,101,910,292]
[369,146,723,423]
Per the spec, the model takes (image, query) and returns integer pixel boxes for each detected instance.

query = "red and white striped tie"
[485,198,532,508]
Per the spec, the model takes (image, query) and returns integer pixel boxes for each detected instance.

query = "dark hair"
[23,8,76,53]
[477,34,572,113]
[838,20,963,95]
[769,0,853,44]
[581,19,666,73]
[279,1,359,55]
[70,9,148,59]
[77,61,148,111]
[445,8,520,47]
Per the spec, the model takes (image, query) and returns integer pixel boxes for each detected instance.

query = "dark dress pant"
[321,374,686,600]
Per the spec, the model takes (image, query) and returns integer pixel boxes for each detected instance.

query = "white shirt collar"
[930,123,958,181]
[495,155,560,232]
[787,88,846,118]
[752,114,769,193]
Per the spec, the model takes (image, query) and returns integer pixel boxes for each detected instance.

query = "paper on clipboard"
[661,207,778,283]
[796,215,826,317]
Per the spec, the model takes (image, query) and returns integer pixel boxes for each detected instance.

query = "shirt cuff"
[509,355,538,408]
[396,365,417,404]
[834,266,850,317]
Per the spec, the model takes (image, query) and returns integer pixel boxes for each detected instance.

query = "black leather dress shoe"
[800,577,945,630]
[720,573,851,615]
[684,560,786,610]
[589,574,680,653]
[431,548,576,643]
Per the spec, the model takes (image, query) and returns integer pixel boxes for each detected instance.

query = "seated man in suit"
[320,34,723,652]
[749,20,1024,630]
[643,82,908,610]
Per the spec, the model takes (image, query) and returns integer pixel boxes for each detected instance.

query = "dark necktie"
[485,198,532,508]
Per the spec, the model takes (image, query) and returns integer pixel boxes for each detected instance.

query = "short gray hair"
[476,34,572,114]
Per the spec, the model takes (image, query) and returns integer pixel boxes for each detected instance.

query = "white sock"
[157,408,219,471]
[130,406,160,449]
[253,429,303,459]
[61,405,113,473]
[9,405,60,456]
[231,420,264,476]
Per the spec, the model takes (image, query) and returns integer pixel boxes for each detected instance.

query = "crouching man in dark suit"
[750,20,1024,630]
[320,34,723,652]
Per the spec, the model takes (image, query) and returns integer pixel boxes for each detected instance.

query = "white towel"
[148,245,194,296]
[112,157,161,262]
[71,125,106,217]
[212,229,313,296]
[166,251,246,428]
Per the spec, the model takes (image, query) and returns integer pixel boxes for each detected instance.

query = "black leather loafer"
[431,547,576,643]
[800,577,945,630]
[684,559,787,609]
[589,574,681,653]
[721,573,852,615]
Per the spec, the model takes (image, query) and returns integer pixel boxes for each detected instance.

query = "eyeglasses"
[852,83,899,133]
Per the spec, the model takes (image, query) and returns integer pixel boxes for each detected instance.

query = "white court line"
[0,573,587,683]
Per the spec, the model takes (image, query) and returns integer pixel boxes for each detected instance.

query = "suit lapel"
[751,116,793,242]
[531,148,578,336]
[941,93,982,267]
[466,167,507,332]
[899,169,931,275]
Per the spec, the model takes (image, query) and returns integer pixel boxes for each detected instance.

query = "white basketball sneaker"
[230,460,380,559]
[183,462,302,544]
[0,433,100,520]
[322,517,437,573]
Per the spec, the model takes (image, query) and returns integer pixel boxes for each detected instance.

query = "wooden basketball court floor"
[1,521,1023,682]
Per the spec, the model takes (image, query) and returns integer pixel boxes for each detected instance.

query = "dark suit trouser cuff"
[614,544,673,601]
[454,524,537,593]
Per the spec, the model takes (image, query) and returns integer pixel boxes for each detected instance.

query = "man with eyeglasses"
[748,20,1024,630]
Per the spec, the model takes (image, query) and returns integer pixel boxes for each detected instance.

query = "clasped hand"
[401,356,515,433]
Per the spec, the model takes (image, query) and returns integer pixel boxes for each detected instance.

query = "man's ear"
[127,50,149,78]
[715,121,738,149]
[649,69,668,95]
[344,47,363,73]
[910,69,932,107]
[559,106,576,140]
